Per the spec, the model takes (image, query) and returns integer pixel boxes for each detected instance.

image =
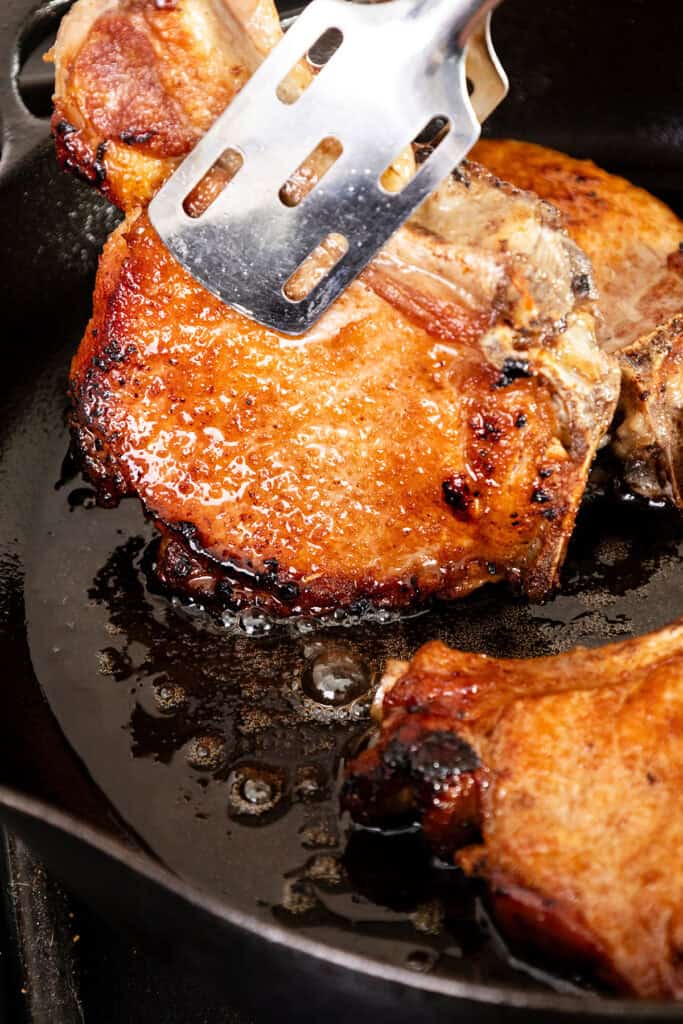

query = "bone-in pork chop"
[343,622,683,998]
[473,139,683,505]
[55,0,618,614]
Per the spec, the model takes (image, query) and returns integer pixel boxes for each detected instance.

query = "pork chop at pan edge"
[474,139,683,506]
[55,0,618,615]
[342,620,683,999]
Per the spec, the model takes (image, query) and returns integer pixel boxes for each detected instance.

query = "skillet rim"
[0,784,681,1018]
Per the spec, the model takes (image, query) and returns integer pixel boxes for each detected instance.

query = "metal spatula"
[149,0,508,336]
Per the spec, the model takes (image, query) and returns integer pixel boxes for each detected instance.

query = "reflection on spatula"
[149,0,508,336]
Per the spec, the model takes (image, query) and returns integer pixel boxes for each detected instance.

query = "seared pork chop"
[50,0,286,210]
[56,0,618,614]
[473,140,683,505]
[343,622,683,998]
[72,169,615,613]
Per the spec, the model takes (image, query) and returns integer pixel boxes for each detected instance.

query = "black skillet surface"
[0,0,682,1020]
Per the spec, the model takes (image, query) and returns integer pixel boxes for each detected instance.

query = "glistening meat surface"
[69,178,616,613]
[50,0,285,210]
[57,0,618,614]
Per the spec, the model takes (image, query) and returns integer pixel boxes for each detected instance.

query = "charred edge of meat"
[495,358,532,389]
[150,526,461,618]
[151,525,302,612]
[52,111,115,202]
[68,419,128,508]
[341,714,483,857]
[70,409,556,615]
[381,728,480,779]
[69,402,568,613]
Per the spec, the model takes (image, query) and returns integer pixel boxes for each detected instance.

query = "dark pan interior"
[0,0,682,1020]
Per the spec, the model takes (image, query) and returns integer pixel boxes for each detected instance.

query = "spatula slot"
[307,26,344,68]
[276,27,344,105]
[379,115,452,194]
[283,233,349,303]
[279,137,343,208]
[182,148,244,218]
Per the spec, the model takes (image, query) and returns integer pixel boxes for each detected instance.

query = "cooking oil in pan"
[23,423,683,999]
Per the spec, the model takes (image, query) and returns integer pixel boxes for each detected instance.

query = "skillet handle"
[0,0,69,182]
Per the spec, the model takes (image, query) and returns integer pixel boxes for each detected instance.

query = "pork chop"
[50,0,286,210]
[473,139,683,505]
[342,622,683,998]
[55,0,618,615]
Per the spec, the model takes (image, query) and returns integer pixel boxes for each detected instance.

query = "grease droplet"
[302,646,370,706]
[228,764,284,818]
[153,679,187,712]
[186,734,225,771]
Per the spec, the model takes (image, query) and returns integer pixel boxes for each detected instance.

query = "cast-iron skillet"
[0,0,682,1019]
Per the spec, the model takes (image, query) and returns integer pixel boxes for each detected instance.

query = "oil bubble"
[220,609,237,629]
[282,878,317,915]
[185,734,225,771]
[293,764,323,802]
[244,778,271,804]
[305,854,344,885]
[238,607,273,636]
[227,763,285,819]
[153,678,187,713]
[371,607,394,625]
[410,899,445,935]
[302,645,371,706]
[299,819,338,849]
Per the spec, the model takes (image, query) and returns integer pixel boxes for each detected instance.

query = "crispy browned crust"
[50,0,281,210]
[473,139,683,506]
[343,623,683,998]
[69,161,617,614]
[58,3,618,615]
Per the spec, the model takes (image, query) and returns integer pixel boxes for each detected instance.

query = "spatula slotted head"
[149,0,506,336]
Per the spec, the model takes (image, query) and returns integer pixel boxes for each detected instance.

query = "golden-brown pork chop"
[70,169,616,614]
[50,0,286,210]
[473,140,683,505]
[342,622,683,998]
[58,0,618,615]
